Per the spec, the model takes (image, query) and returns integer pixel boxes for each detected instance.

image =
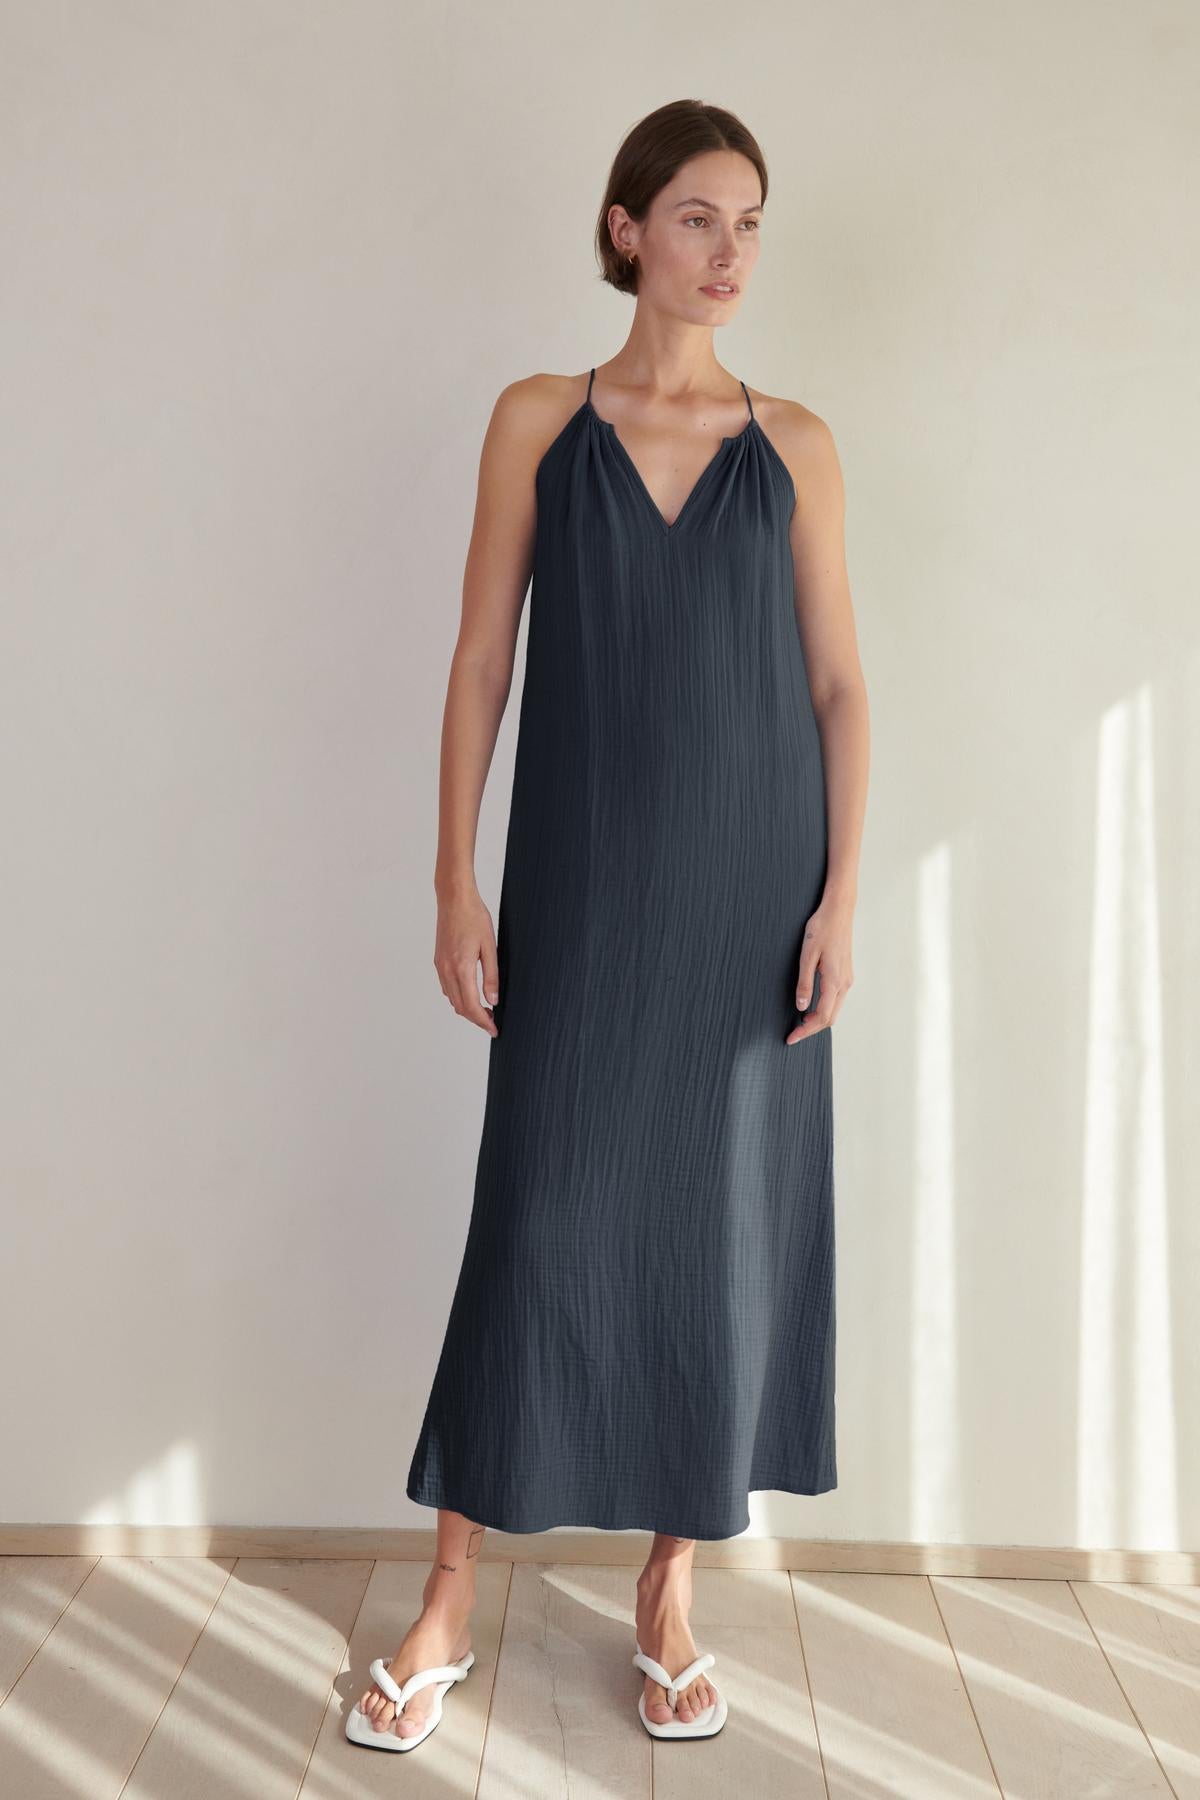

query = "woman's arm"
[774,400,870,1040]
[432,376,568,1037]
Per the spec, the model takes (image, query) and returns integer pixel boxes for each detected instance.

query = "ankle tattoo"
[434,1523,485,1579]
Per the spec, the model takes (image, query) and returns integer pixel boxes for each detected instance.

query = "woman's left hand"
[786,890,855,1043]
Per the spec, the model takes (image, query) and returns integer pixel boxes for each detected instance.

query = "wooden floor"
[0,1555,1195,1796]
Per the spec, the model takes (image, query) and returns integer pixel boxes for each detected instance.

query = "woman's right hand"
[434,884,500,1037]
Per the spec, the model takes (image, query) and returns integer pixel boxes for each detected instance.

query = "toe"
[681,1678,710,1717]
[396,1694,429,1737]
[645,1683,673,1721]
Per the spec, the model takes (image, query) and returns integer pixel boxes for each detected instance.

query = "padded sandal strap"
[632,1648,716,1710]
[632,1649,673,1690]
[666,1652,715,1700]
[370,1655,467,1709]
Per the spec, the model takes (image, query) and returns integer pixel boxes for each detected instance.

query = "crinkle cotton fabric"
[406,368,836,1539]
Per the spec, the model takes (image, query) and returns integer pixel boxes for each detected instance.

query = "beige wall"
[2,1,1196,1548]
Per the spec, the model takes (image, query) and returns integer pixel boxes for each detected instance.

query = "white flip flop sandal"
[633,1637,729,1738]
[345,1650,475,1752]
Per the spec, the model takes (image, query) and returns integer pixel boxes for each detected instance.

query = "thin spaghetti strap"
[586,367,596,404]
[739,378,755,425]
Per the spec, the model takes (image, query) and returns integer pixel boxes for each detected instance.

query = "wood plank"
[650,1567,822,1799]
[933,1576,1175,1796]
[0,1556,232,1800]
[120,1557,369,1799]
[1072,1581,1200,1798]
[792,1572,999,1796]
[478,1562,648,1798]
[0,1557,98,1698]
[477,1561,819,1798]
[301,1554,509,1795]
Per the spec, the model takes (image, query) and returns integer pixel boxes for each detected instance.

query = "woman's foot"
[634,1558,718,1725]
[357,1573,474,1741]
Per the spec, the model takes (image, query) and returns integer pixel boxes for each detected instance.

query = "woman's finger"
[480,937,500,1009]
[795,938,821,1010]
[451,950,498,1035]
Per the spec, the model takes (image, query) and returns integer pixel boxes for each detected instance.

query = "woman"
[347,97,869,1754]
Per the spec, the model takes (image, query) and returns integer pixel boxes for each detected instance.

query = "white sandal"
[633,1637,729,1738]
[345,1650,475,1752]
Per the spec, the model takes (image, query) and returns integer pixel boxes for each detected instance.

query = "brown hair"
[595,99,768,297]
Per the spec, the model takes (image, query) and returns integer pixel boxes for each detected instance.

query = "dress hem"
[404,1473,838,1542]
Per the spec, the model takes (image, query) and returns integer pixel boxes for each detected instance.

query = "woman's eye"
[684,216,760,230]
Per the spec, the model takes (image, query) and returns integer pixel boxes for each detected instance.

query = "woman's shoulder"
[750,386,836,448]
[482,373,588,471]
[492,371,587,430]
[749,387,843,497]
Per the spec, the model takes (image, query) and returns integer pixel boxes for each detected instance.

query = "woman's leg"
[634,1534,719,1723]
[356,1509,485,1739]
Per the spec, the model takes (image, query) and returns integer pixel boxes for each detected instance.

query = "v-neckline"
[585,398,758,538]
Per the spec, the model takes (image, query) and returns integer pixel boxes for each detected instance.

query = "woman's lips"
[700,284,738,299]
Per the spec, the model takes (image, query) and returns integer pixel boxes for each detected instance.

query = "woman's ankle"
[638,1536,695,1583]
[420,1572,477,1622]
[636,1569,691,1607]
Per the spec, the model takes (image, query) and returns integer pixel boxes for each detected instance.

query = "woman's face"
[616,150,763,320]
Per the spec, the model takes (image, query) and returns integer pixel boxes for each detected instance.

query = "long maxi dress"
[405,368,836,1540]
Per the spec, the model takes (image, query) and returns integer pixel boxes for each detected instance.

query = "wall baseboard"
[1,1525,1196,1580]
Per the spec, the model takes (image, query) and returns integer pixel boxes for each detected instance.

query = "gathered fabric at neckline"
[582,398,761,536]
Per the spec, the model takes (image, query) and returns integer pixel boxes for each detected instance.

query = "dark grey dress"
[406,368,835,1539]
